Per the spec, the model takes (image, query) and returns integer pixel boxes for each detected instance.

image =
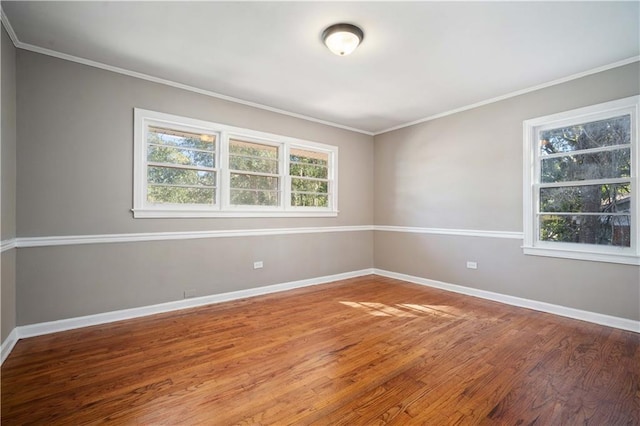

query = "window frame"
[522,95,639,265]
[133,109,338,218]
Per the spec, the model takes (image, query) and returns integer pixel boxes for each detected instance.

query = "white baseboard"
[0,268,374,365]
[374,268,640,333]
[3,267,637,365]
[1,328,19,364]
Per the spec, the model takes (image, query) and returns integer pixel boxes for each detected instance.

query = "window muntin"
[133,109,338,218]
[523,96,639,265]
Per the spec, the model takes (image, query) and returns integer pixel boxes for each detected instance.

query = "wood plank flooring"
[2,275,639,424]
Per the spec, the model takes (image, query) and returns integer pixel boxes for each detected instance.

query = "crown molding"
[2,8,637,139]
[0,8,373,137]
[0,7,19,45]
[374,56,640,135]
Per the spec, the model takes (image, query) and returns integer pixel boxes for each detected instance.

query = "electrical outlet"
[253,261,264,269]
[184,289,197,299]
[466,261,478,269]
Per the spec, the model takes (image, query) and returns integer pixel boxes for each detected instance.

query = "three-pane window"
[134,109,338,218]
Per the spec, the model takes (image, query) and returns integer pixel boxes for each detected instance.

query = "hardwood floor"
[2,275,639,425]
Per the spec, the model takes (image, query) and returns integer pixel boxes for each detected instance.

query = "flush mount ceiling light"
[322,23,364,56]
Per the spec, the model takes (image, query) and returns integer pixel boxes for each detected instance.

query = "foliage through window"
[290,148,330,208]
[229,139,280,207]
[134,109,338,218]
[146,126,217,205]
[523,96,639,265]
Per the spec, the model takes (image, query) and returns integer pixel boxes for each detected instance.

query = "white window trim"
[522,95,639,266]
[133,109,338,218]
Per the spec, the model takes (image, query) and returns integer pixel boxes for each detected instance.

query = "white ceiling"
[2,1,639,135]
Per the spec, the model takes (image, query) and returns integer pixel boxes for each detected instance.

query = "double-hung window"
[523,96,639,265]
[227,138,281,208]
[133,109,338,217]
[289,147,331,208]
[145,126,218,207]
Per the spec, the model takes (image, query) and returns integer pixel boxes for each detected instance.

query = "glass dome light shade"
[322,24,364,56]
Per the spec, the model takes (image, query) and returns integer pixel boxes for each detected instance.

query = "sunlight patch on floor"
[339,302,459,318]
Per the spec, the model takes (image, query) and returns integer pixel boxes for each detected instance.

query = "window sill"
[522,246,640,266]
[132,208,339,219]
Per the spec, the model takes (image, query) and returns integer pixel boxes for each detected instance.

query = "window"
[228,138,281,208]
[133,109,338,218]
[523,96,639,265]
[146,126,218,206]
[290,148,330,208]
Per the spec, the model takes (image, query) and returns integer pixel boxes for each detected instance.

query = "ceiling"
[2,1,639,135]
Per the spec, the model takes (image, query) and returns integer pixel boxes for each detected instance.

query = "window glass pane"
[540,183,630,213]
[148,126,215,151]
[148,145,214,168]
[540,115,630,155]
[148,166,215,187]
[229,156,278,174]
[147,186,215,205]
[539,214,630,247]
[291,178,328,193]
[290,148,328,164]
[291,193,329,208]
[229,140,279,174]
[230,173,278,191]
[230,139,278,158]
[540,148,630,183]
[230,189,279,206]
[290,148,328,179]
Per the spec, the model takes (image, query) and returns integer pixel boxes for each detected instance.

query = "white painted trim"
[375,56,640,135]
[16,226,373,248]
[374,269,640,333]
[0,8,19,46]
[1,328,19,364]
[12,226,529,249]
[3,267,636,365]
[522,246,640,266]
[15,269,375,340]
[132,209,339,219]
[0,268,374,364]
[134,108,340,218]
[1,238,17,252]
[374,225,523,239]
[522,95,640,266]
[6,35,373,136]
[2,7,636,137]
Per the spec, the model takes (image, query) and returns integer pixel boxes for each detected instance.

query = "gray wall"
[6,43,640,330]
[374,62,640,321]
[2,24,17,341]
[15,50,374,325]
[18,233,372,323]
